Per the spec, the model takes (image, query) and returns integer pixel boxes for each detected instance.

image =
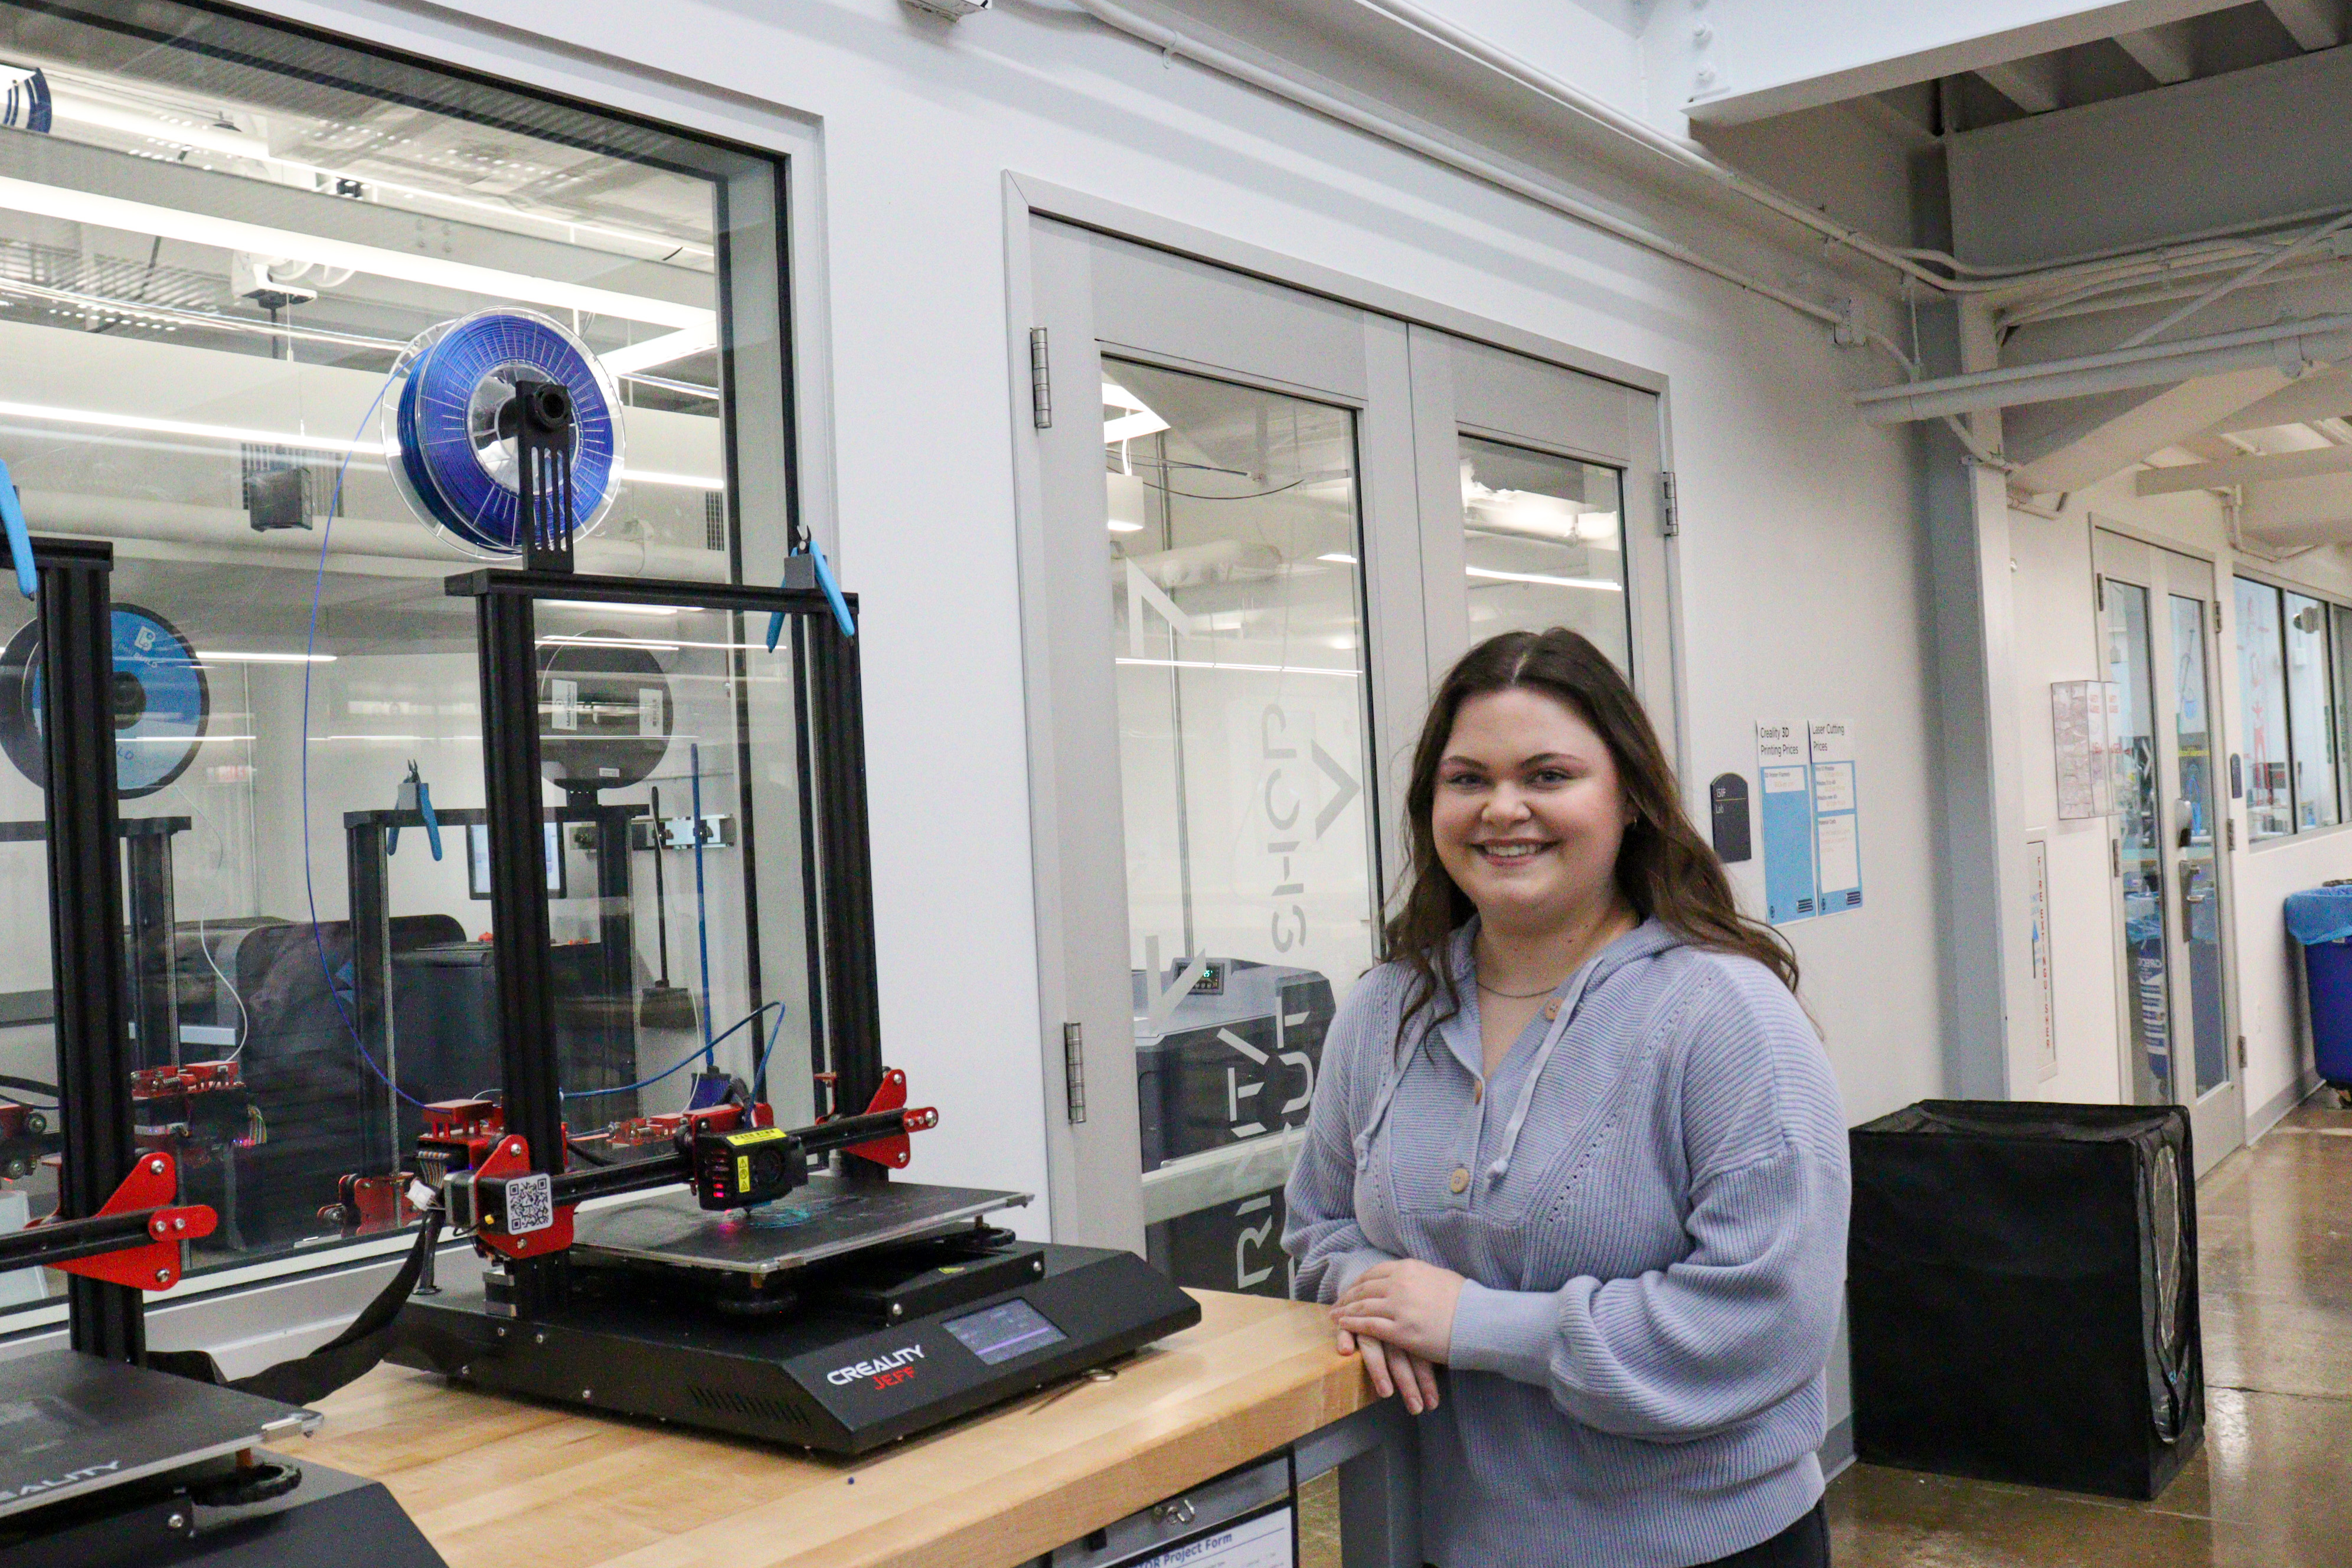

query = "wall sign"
[1755,720,1816,924]
[2051,680,2119,820]
[2027,836,2056,1081]
[1810,720,1862,914]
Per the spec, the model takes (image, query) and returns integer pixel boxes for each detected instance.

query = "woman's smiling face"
[1431,686,1631,933]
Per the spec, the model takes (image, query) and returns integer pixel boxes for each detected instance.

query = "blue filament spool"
[0,602,208,797]
[385,308,623,557]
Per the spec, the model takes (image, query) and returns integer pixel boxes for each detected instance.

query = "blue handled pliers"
[388,760,442,860]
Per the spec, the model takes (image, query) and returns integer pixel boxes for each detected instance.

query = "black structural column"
[345,818,397,1172]
[473,585,566,1315]
[29,538,141,1362]
[122,821,179,1072]
[806,610,883,1135]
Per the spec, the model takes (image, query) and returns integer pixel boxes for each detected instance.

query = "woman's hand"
[1332,1258,1466,1403]
[1334,1323,1444,1415]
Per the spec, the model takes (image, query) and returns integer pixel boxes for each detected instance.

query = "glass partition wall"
[0,0,795,1330]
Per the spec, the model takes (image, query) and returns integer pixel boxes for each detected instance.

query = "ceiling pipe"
[1853,315,2352,423]
[1327,0,2352,302]
[1342,0,1965,293]
[1060,0,1920,375]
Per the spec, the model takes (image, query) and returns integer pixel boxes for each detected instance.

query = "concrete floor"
[1294,1093,2352,1566]
[1826,1092,2352,1566]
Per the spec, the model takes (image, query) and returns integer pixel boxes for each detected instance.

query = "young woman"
[1283,628,1848,1568]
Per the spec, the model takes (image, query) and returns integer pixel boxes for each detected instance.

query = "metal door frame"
[2096,527,2243,1171]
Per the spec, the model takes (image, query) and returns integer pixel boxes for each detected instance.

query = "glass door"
[1024,222,1400,1289]
[2097,531,2240,1172]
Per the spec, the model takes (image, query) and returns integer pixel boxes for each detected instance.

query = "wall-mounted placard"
[1710,772,1752,863]
[2027,835,2056,1081]
[2051,680,2118,820]
[1755,720,1815,924]
[1809,720,1861,914]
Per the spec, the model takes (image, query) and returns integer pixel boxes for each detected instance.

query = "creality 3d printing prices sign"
[1753,718,1864,926]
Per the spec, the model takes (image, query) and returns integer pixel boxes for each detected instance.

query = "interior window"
[0,0,786,1328]
[2236,579,2292,841]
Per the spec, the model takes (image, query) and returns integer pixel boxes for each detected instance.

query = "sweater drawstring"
[1488,956,1603,1183]
[1353,1025,1429,1167]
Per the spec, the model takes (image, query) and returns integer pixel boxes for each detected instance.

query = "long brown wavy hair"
[1387,628,1798,1044]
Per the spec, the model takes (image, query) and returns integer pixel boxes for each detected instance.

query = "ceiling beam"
[2115,22,2196,82]
[2264,0,2345,50]
[1977,53,2065,113]
[2135,443,2352,493]
[2014,367,2289,491]
[2208,363,2352,430]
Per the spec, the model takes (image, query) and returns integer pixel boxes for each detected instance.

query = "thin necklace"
[1476,976,1563,999]
[1476,914,1625,999]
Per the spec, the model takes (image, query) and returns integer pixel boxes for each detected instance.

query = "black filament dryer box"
[1847,1101,2202,1500]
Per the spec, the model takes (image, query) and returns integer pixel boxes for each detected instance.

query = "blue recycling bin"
[2285,886,2352,1089]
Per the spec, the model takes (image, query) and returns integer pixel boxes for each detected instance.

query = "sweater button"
[1543,997,1562,1021]
[1449,1168,1469,1194]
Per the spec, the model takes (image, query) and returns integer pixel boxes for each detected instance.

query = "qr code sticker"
[504,1174,554,1234]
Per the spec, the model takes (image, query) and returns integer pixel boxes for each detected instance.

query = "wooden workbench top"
[297,1290,1376,1568]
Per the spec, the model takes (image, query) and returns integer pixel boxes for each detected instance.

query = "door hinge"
[1061,1020,1087,1123]
[2111,837,2120,878]
[1658,471,1680,537]
[1028,326,1053,430]
[2237,1034,2247,1069]
[2095,575,2105,612]
[2212,600,2223,635]
[2227,816,2238,851]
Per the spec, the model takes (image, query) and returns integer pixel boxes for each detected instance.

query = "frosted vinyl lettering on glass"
[2170,596,2227,1100]
[1104,360,1374,1298]
[1458,436,1629,669]
[2285,592,2340,831]
[0,0,796,1325]
[2236,579,2292,841]
[2107,580,2170,1103]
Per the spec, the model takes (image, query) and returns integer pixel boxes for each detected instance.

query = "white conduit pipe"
[1342,0,1966,295]
[1062,0,1921,378]
[1852,314,2352,424]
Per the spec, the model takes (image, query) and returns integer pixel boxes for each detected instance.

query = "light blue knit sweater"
[1283,919,1850,1568]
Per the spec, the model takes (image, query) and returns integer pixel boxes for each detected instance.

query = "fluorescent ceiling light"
[1108,520,1144,533]
[0,174,710,331]
[193,650,336,663]
[0,398,723,488]
[125,733,254,741]
[1114,656,1358,678]
[1465,566,1623,591]
[47,91,713,264]
[600,324,720,377]
[545,601,681,617]
[1317,552,1357,564]
[615,467,724,492]
[537,636,780,653]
